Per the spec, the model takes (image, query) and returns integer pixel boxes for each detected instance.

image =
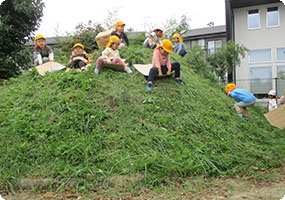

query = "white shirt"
[268,99,278,112]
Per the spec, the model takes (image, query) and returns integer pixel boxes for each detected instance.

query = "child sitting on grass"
[143,28,163,49]
[94,36,132,74]
[33,34,54,66]
[111,21,130,48]
[146,39,184,91]
[65,43,92,72]
[172,33,187,57]
[225,83,256,121]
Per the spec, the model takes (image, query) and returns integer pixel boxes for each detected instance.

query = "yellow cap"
[106,36,121,48]
[73,43,84,49]
[172,33,183,42]
[34,34,45,41]
[115,21,125,31]
[225,83,237,93]
[159,39,173,53]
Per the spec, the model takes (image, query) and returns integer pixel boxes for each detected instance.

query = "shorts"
[234,100,256,109]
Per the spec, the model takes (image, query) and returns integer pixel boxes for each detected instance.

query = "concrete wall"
[234,2,285,93]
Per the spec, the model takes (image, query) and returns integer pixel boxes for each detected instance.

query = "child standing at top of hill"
[111,21,130,48]
[225,83,256,121]
[146,39,184,91]
[65,43,93,72]
[94,36,132,74]
[267,90,278,112]
[172,33,187,57]
[143,28,163,49]
[33,34,54,66]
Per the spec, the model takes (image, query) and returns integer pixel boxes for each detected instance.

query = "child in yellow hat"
[225,83,256,121]
[143,28,163,49]
[33,35,54,66]
[111,21,130,48]
[172,33,187,57]
[65,43,93,72]
[94,36,132,74]
[146,39,184,91]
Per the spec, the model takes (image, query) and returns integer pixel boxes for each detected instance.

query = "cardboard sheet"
[36,62,65,76]
[133,64,171,77]
[101,63,125,71]
[264,104,285,129]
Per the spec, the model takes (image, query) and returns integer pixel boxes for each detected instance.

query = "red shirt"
[152,48,171,69]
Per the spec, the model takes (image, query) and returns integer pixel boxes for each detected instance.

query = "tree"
[208,40,248,83]
[103,7,120,30]
[163,14,191,39]
[0,0,44,79]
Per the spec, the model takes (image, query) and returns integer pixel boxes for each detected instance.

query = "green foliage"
[184,45,215,80]
[163,14,191,39]
[208,40,248,83]
[119,45,153,66]
[104,7,120,30]
[0,0,44,79]
[128,32,146,46]
[0,46,284,194]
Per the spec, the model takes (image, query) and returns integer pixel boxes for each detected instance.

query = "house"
[226,0,285,97]
[182,25,227,57]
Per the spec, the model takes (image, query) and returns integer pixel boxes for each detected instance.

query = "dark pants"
[147,62,180,82]
[179,49,187,57]
[66,60,86,69]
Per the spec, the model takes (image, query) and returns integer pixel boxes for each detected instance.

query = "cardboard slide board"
[133,64,172,77]
[264,104,285,129]
[101,63,125,71]
[36,62,65,76]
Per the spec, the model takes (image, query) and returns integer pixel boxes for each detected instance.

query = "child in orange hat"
[143,28,163,49]
[33,35,54,66]
[94,36,132,74]
[111,21,130,48]
[146,39,184,91]
[172,33,187,57]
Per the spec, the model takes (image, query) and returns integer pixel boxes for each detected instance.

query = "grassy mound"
[0,47,284,192]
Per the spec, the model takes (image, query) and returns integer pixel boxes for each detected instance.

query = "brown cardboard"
[101,63,125,71]
[264,104,285,129]
[95,30,113,49]
[36,61,65,76]
[133,64,172,77]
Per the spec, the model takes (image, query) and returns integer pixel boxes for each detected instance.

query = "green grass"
[0,47,284,194]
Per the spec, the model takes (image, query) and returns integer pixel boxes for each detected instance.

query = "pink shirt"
[152,48,171,69]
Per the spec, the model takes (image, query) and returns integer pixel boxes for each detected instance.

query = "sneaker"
[243,116,249,121]
[125,67,132,73]
[175,78,184,85]
[150,43,157,49]
[146,82,153,91]
[81,68,86,72]
[94,68,99,74]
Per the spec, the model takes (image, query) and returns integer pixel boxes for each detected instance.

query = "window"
[276,48,285,62]
[249,49,272,63]
[267,7,279,27]
[198,39,205,49]
[248,9,260,29]
[250,67,272,94]
[277,66,285,97]
[207,40,223,55]
[191,40,198,48]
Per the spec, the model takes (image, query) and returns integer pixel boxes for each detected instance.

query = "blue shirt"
[230,89,256,103]
[173,42,187,54]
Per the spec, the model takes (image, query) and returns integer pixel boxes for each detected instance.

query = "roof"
[182,25,226,39]
[26,36,66,46]
[229,0,281,9]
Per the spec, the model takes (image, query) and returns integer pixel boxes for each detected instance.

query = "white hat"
[268,90,276,96]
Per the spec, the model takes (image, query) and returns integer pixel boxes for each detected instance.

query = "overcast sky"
[32,0,226,37]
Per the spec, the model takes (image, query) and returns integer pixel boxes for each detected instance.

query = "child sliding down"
[33,34,54,66]
[94,36,132,74]
[146,39,184,91]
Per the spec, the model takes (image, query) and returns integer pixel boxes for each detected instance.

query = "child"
[268,90,278,112]
[66,43,92,72]
[225,83,256,121]
[143,28,163,49]
[33,34,54,66]
[146,39,184,91]
[111,21,130,48]
[94,36,132,74]
[172,33,187,57]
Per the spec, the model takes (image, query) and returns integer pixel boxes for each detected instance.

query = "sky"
[32,0,226,37]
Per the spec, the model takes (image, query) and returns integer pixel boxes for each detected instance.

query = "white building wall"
[234,2,285,95]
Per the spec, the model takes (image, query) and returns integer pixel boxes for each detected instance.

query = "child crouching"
[94,36,132,74]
